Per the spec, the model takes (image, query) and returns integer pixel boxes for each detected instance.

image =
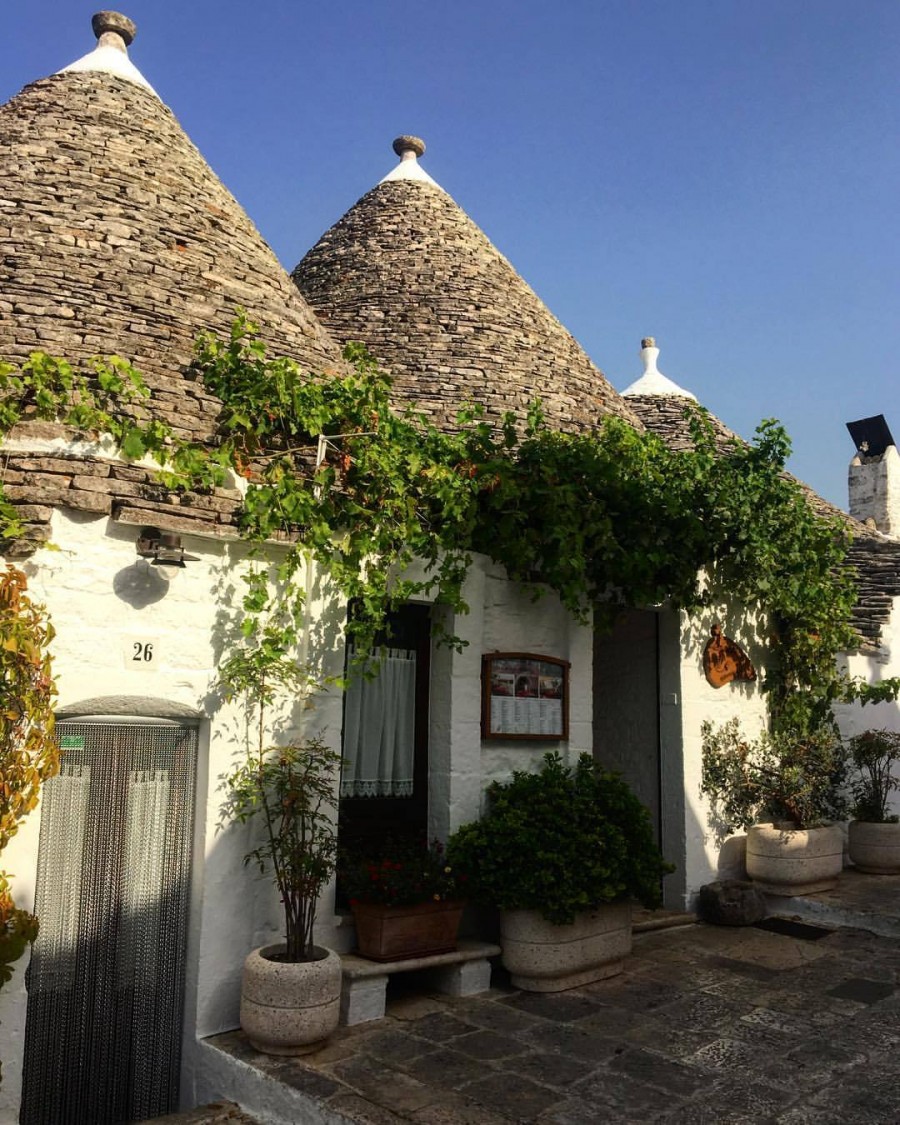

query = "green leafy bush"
[846,729,900,823]
[701,717,849,832]
[447,753,671,925]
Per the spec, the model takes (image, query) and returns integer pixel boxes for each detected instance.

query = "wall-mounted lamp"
[135,527,200,569]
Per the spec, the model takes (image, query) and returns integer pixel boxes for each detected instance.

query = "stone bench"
[339,940,501,1025]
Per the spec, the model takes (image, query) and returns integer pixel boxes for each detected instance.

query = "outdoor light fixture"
[135,527,199,569]
[846,415,895,458]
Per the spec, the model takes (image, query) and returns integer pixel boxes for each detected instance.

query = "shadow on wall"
[680,603,764,705]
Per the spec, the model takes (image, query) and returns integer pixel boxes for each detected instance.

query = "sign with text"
[482,653,569,741]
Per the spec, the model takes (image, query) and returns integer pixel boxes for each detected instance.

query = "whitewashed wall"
[0,508,347,1120]
[673,604,770,907]
[0,524,593,1119]
[834,594,900,819]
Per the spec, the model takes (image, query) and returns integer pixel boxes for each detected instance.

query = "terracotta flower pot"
[848,820,900,874]
[240,944,341,1055]
[746,822,843,895]
[351,900,464,961]
[500,902,633,992]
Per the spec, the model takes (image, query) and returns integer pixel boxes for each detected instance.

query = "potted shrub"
[226,733,343,1054]
[447,752,671,992]
[846,729,900,874]
[339,837,465,961]
[701,717,849,895]
[221,641,344,1055]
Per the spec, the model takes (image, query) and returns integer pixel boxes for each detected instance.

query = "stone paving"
[149,1102,258,1124]
[203,907,900,1124]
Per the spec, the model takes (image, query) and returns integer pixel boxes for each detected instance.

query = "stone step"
[140,1101,258,1124]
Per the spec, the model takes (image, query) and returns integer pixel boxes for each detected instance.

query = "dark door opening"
[338,603,431,864]
[593,609,662,846]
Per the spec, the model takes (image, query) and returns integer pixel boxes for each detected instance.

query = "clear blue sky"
[5,1,900,509]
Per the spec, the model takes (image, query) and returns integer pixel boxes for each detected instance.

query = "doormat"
[753,917,834,941]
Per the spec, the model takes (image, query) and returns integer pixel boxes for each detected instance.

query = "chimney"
[847,414,900,537]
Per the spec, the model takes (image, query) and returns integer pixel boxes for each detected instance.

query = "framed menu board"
[482,653,570,741]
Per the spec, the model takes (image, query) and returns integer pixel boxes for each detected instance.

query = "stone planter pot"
[848,820,900,874]
[500,902,632,992]
[240,944,341,1056]
[351,900,464,962]
[746,822,843,895]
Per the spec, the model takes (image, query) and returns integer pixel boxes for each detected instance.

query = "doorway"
[593,609,661,845]
[20,719,198,1124]
[338,603,431,860]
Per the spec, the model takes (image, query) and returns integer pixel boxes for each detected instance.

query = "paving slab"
[187,875,900,1123]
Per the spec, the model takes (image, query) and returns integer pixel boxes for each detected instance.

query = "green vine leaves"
[0,312,889,731]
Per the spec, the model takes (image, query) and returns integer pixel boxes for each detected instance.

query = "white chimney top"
[621,337,697,399]
[380,135,444,190]
[58,11,158,97]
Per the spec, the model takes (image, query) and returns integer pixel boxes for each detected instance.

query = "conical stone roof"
[0,16,345,447]
[292,138,642,435]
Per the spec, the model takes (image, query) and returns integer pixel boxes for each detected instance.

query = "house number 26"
[132,642,154,662]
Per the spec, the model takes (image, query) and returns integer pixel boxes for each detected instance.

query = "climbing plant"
[0,314,885,725]
[167,315,873,735]
[0,319,894,935]
[0,565,57,1061]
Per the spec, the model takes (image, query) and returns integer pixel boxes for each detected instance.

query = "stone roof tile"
[0,20,347,549]
[292,153,641,436]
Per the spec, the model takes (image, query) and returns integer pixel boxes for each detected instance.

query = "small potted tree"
[846,729,900,874]
[448,752,671,992]
[221,645,343,1055]
[701,718,849,895]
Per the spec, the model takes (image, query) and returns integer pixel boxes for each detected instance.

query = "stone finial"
[91,11,136,50]
[393,135,426,159]
[641,337,656,349]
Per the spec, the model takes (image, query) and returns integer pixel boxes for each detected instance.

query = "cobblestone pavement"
[206,913,900,1124]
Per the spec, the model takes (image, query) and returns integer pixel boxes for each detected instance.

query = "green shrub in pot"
[846,728,900,824]
[447,752,671,925]
[845,729,900,875]
[700,718,849,895]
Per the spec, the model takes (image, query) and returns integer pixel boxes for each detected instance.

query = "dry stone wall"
[0,69,346,541]
[294,179,642,436]
[1,424,242,558]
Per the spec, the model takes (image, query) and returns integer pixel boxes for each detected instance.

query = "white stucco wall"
[834,593,900,819]
[0,508,346,1121]
[848,446,900,537]
[426,555,593,837]
[674,605,770,906]
[0,523,593,1119]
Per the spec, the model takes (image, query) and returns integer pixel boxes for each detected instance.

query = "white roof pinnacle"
[621,337,696,399]
[380,135,444,190]
[58,11,158,97]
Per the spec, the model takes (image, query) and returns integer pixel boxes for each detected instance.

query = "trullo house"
[2,11,900,1121]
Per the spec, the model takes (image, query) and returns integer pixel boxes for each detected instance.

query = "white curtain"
[31,767,91,984]
[341,646,416,798]
[118,768,170,987]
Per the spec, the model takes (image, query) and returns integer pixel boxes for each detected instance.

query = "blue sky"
[4,1,900,508]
